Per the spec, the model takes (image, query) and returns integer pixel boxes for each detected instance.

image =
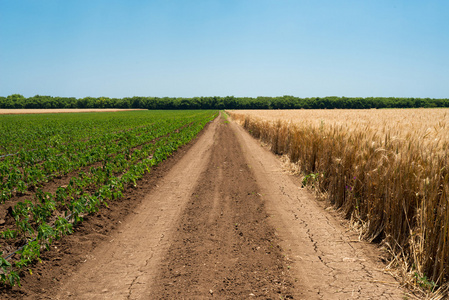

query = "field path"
[52,115,406,299]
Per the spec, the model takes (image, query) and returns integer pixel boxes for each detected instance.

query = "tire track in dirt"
[52,117,220,299]
[230,120,408,299]
[150,118,294,298]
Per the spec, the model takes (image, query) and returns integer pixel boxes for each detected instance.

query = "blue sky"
[1,0,448,98]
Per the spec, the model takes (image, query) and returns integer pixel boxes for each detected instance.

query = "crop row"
[0,118,194,203]
[0,111,156,154]
[0,110,218,286]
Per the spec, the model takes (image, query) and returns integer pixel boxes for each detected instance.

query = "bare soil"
[0,109,144,114]
[1,115,409,299]
[149,118,293,299]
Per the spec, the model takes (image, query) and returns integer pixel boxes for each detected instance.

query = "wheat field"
[228,109,449,289]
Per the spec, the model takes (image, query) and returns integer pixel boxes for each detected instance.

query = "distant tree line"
[1,94,448,109]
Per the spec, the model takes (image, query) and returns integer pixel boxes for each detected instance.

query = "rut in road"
[150,119,294,298]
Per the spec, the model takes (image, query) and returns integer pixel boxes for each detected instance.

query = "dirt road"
[8,115,407,299]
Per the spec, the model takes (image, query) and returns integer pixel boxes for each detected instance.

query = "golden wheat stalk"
[228,109,449,291]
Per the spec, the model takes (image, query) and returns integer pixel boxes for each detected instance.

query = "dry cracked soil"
[1,114,408,299]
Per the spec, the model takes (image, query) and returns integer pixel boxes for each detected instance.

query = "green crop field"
[0,110,218,286]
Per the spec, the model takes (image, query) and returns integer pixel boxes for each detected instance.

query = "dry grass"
[228,109,449,294]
